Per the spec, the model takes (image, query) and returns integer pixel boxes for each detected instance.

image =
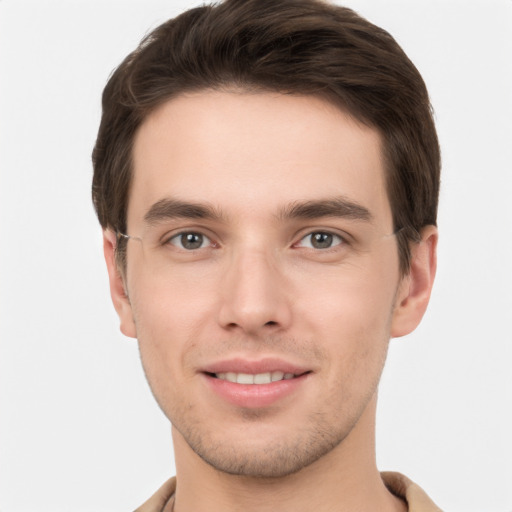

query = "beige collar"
[134,472,442,512]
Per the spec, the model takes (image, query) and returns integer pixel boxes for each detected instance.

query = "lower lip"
[203,373,310,408]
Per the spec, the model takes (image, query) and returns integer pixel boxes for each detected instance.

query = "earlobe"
[103,230,137,339]
[391,225,438,338]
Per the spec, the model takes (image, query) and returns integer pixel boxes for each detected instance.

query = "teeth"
[215,370,294,384]
[272,371,284,382]
[254,373,272,384]
[237,373,254,384]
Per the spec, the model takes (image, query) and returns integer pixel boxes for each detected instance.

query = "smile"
[205,370,310,408]
[214,371,297,384]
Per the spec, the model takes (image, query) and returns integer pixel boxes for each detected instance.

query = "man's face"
[113,91,417,477]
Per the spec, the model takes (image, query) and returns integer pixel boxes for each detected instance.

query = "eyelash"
[164,230,348,252]
[294,231,346,250]
[166,231,215,250]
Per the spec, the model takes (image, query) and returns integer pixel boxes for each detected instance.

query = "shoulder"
[133,477,176,512]
[381,472,443,512]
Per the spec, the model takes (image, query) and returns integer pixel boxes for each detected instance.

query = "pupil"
[182,233,203,250]
[312,232,332,249]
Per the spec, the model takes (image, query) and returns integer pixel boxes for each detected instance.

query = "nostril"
[265,321,278,327]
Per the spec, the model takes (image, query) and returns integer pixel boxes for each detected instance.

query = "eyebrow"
[279,197,372,222]
[143,198,224,225]
[143,195,372,225]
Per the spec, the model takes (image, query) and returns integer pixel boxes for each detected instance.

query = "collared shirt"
[134,472,442,511]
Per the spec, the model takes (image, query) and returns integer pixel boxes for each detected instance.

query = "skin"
[104,90,437,512]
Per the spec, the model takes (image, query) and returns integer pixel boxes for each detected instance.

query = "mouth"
[202,360,312,408]
[207,370,308,384]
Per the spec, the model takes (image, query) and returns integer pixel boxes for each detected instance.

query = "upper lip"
[201,357,311,375]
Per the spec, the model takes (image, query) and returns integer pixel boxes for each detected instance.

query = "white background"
[1,1,511,510]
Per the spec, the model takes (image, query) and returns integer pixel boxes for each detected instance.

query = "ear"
[391,225,438,338]
[103,230,137,338]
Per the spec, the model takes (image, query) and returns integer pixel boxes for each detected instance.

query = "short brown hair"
[92,0,440,274]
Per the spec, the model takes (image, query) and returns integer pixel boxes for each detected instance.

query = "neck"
[171,394,406,512]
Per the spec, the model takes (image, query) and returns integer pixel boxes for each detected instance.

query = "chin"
[174,417,350,479]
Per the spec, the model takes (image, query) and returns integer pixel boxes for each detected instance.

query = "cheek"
[128,270,218,379]
[127,275,215,417]
[293,261,398,380]
[296,262,398,334]
[317,282,394,401]
[131,263,215,329]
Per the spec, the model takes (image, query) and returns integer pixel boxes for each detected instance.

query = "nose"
[217,248,292,335]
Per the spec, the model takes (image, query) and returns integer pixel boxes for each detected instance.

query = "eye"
[168,232,212,250]
[296,231,345,250]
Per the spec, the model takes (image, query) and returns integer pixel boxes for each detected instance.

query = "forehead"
[128,90,391,229]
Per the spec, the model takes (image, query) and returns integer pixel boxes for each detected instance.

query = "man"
[92,0,441,510]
